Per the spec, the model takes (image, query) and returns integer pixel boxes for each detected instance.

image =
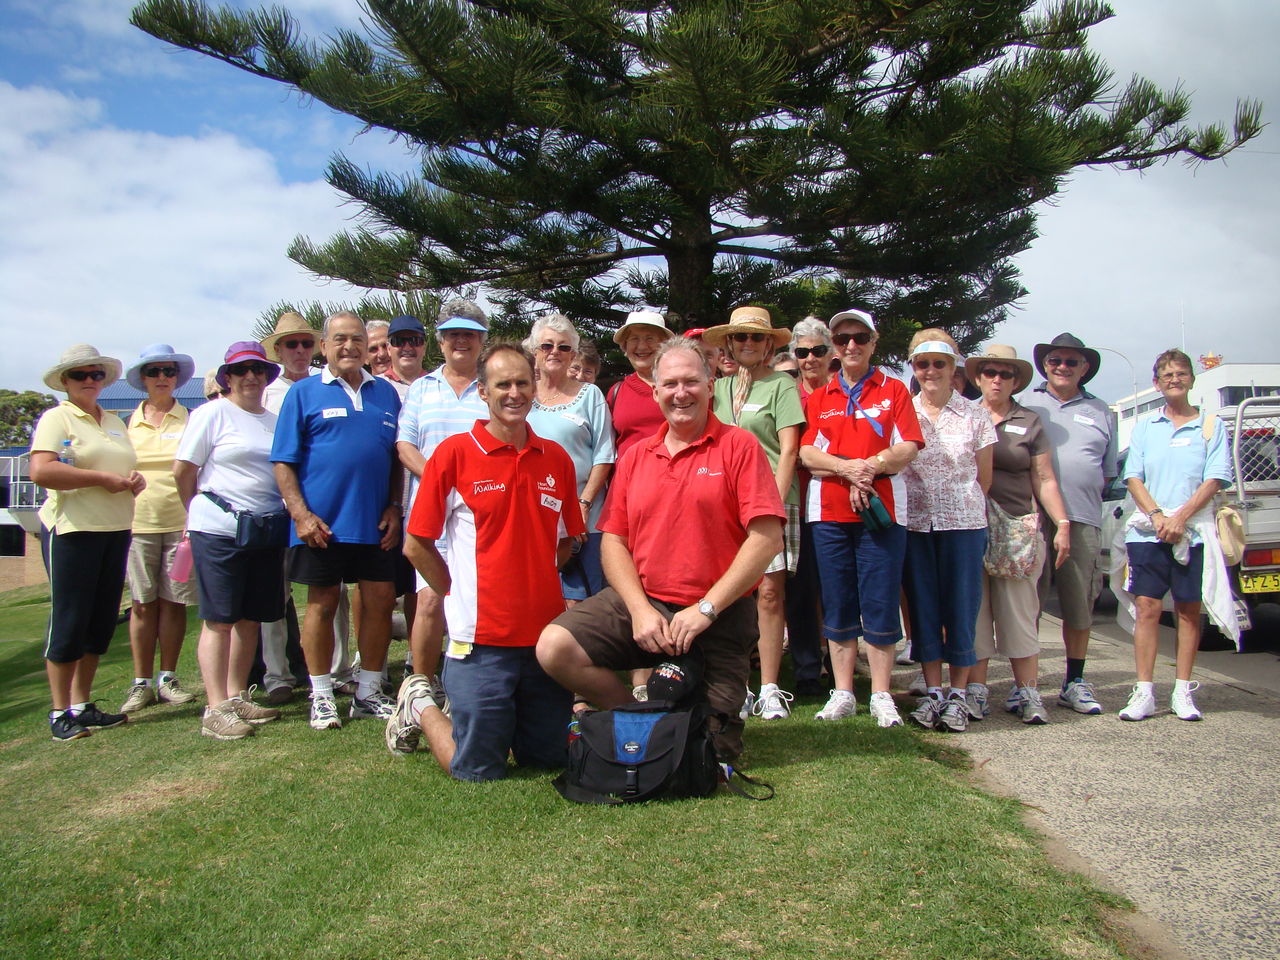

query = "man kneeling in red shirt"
[387,343,584,780]
[537,338,784,763]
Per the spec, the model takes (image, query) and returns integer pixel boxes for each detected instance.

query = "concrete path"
[937,608,1280,960]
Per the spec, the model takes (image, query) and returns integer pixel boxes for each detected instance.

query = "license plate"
[1240,571,1280,593]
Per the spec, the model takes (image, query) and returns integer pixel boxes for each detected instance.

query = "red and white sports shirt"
[800,370,924,524]
[407,422,585,647]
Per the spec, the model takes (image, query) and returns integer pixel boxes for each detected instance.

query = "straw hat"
[612,309,675,346]
[43,344,122,392]
[702,306,791,349]
[125,343,196,391]
[964,344,1034,394]
[261,311,319,357]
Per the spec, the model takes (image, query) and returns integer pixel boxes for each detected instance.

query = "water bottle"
[170,536,194,583]
[58,439,75,466]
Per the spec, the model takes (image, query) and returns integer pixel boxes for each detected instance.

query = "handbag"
[984,498,1041,579]
[203,491,290,550]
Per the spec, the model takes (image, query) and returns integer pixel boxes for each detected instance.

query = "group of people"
[32,302,1230,779]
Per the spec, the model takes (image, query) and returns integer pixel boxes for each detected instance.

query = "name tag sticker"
[1072,414,1096,426]
[1170,437,1192,448]
[562,412,587,427]
[1004,424,1028,435]
[742,403,764,413]
[322,407,347,419]
[540,494,562,512]
[107,430,124,438]
[160,432,181,440]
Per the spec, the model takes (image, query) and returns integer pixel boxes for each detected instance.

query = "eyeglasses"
[281,338,314,351]
[226,362,269,377]
[1045,355,1081,369]
[142,365,179,378]
[793,345,829,359]
[1158,371,1191,383]
[538,342,574,354]
[912,358,950,371]
[980,368,1016,380]
[730,332,769,343]
[65,369,107,382]
[832,331,873,347]
[390,334,425,347]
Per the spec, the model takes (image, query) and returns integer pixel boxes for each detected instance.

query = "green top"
[712,371,806,505]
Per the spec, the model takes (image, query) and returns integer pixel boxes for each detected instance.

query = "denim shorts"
[903,528,987,667]
[809,521,907,646]
[441,644,572,782]
[560,532,605,601]
[1125,541,1204,603]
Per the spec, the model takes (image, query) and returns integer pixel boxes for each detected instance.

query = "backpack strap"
[718,763,775,801]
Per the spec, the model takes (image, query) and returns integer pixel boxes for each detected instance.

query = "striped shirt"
[396,364,487,507]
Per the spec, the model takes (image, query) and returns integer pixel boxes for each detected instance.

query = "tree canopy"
[131,0,1261,356]
[0,390,57,448]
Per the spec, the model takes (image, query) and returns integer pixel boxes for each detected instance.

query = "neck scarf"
[837,368,884,438]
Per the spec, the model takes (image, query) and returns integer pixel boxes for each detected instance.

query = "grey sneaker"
[202,703,254,740]
[1058,679,1103,715]
[869,691,903,727]
[1017,687,1049,725]
[265,684,294,706]
[426,675,450,716]
[936,696,970,733]
[738,687,756,721]
[1004,687,1023,714]
[231,688,281,725]
[965,682,989,721]
[815,690,857,720]
[120,682,157,714]
[909,695,944,729]
[157,676,196,704]
[386,674,430,755]
[309,694,342,730]
[350,689,396,719]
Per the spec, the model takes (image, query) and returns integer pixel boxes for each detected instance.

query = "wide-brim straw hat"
[964,344,1035,394]
[612,309,675,346]
[702,306,791,349]
[44,344,122,392]
[261,311,319,357]
[125,343,196,391]
[1032,332,1100,386]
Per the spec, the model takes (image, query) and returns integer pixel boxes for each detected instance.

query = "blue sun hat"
[126,343,196,391]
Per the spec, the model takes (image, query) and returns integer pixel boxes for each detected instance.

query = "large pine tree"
[132,0,1259,352]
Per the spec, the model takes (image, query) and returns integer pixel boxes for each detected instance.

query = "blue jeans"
[810,521,907,646]
[904,528,987,668]
[441,645,572,782]
[560,532,605,601]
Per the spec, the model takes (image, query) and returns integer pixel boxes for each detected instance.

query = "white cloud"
[0,81,363,393]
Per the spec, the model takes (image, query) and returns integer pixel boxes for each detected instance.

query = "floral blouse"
[903,392,996,532]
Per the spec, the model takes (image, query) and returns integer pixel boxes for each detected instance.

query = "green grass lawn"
[0,586,1135,960]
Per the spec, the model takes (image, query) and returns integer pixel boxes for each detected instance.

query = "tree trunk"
[666,212,715,331]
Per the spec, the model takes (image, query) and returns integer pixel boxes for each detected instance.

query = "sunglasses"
[65,369,106,382]
[1045,355,1081,368]
[980,368,1016,380]
[226,362,269,377]
[730,332,769,343]
[281,338,315,350]
[912,358,950,371]
[832,331,873,347]
[538,342,574,354]
[142,365,179,378]
[390,334,425,347]
[793,345,830,359]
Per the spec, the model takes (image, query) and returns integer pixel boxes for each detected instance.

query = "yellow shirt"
[128,401,190,533]
[31,401,137,534]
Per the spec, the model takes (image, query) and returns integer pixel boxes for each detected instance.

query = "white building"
[1112,362,1280,450]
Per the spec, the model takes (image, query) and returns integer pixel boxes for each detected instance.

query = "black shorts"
[190,532,286,624]
[394,550,416,597]
[41,527,130,663]
[287,541,397,587]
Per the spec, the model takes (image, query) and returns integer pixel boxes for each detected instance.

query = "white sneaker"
[894,643,914,666]
[1004,687,1023,714]
[965,682,989,721]
[309,693,342,730]
[815,690,856,720]
[753,683,793,720]
[869,691,903,727]
[1058,679,1103,715]
[632,684,649,702]
[1119,685,1157,722]
[1171,681,1203,721]
[1017,687,1049,725]
[906,672,927,696]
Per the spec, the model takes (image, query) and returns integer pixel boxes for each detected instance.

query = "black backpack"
[553,701,720,805]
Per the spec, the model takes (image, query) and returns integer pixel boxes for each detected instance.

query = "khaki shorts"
[127,531,198,605]
[764,503,800,576]
[975,536,1045,661]
[1036,520,1101,631]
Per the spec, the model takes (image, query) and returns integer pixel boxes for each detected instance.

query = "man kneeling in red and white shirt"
[387,343,584,781]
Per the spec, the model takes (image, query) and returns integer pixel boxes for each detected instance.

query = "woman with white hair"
[790,316,836,401]
[525,313,617,602]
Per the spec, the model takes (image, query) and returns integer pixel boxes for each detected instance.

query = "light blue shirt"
[1123,408,1232,544]
[396,364,487,508]
[528,384,617,532]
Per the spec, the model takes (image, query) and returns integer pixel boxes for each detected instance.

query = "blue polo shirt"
[1123,408,1232,545]
[271,367,402,545]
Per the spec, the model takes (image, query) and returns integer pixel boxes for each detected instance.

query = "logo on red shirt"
[473,480,507,494]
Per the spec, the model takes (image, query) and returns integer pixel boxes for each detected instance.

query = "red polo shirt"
[600,413,784,606]
[407,422,585,647]
[801,370,923,524]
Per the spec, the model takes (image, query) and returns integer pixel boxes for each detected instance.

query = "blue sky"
[1,0,1276,404]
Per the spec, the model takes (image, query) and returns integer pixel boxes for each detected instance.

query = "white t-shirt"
[177,400,283,537]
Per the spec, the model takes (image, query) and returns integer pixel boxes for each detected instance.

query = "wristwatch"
[1148,507,1164,521]
[697,599,717,621]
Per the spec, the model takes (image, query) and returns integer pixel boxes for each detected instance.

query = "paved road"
[934,602,1280,960]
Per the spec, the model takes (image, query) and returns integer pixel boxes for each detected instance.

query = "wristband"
[579,498,592,507]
